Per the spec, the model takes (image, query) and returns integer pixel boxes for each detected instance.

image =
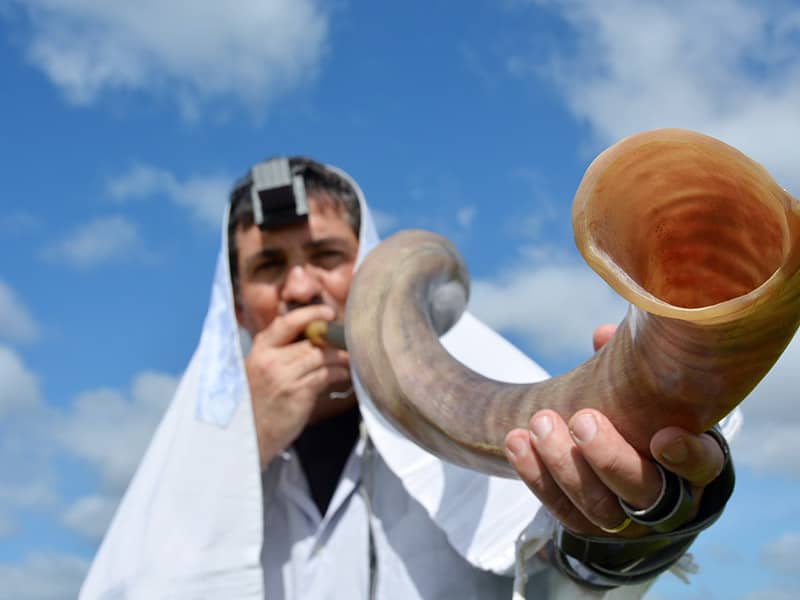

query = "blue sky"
[1,1,799,598]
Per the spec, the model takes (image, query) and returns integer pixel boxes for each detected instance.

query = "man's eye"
[254,261,283,274]
[314,250,345,268]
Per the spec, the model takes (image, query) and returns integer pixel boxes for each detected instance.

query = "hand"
[504,324,726,538]
[245,304,351,470]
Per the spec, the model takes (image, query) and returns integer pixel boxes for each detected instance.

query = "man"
[81,157,735,599]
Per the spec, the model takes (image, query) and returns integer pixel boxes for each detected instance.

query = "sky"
[1,0,799,598]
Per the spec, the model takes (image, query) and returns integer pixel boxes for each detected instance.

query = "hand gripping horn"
[345,129,800,478]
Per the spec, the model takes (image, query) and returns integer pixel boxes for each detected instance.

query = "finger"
[504,428,597,534]
[258,305,336,347]
[299,364,352,393]
[286,344,351,383]
[650,427,725,487]
[568,410,663,510]
[245,339,307,384]
[527,410,639,535]
[592,324,617,352]
[319,345,351,366]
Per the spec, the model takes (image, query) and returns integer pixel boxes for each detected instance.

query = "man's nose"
[282,264,323,306]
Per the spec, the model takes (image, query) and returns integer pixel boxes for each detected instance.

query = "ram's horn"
[345,129,800,478]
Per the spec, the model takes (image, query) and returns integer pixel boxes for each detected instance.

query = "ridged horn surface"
[345,129,800,478]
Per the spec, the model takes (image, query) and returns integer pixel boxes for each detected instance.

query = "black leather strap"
[553,425,735,588]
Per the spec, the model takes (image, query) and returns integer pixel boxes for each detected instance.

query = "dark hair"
[227,156,361,301]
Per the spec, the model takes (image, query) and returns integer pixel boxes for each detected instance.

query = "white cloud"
[61,495,118,541]
[0,480,56,512]
[469,256,627,359]
[0,348,56,528]
[0,365,174,564]
[0,282,39,343]
[57,371,178,490]
[107,163,173,199]
[11,0,329,120]
[742,592,800,600]
[370,209,399,236]
[761,531,800,574]
[730,333,800,478]
[43,215,140,269]
[0,212,41,236]
[0,514,14,538]
[0,345,42,417]
[0,552,88,600]
[507,168,561,240]
[109,164,230,228]
[456,206,477,228]
[526,0,800,193]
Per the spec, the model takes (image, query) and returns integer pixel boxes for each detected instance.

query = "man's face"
[234,195,359,337]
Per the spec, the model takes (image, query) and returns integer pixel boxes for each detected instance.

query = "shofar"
[345,129,800,478]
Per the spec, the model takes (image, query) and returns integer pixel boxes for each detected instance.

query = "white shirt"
[261,433,537,600]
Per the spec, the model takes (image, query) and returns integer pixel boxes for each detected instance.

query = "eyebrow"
[303,237,352,251]
[243,247,284,271]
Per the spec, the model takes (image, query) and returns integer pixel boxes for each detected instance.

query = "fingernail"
[570,413,597,444]
[660,437,688,464]
[506,435,527,459]
[530,415,552,442]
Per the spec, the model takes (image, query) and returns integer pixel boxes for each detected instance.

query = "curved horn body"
[346,129,800,478]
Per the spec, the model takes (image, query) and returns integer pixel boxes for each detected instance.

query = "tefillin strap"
[248,158,309,230]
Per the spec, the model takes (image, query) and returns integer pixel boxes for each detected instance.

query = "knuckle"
[520,467,548,494]
[272,380,294,399]
[549,494,583,528]
[547,492,573,519]
[548,446,576,476]
[592,450,625,477]
[581,490,619,525]
[305,366,325,384]
[310,365,335,386]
